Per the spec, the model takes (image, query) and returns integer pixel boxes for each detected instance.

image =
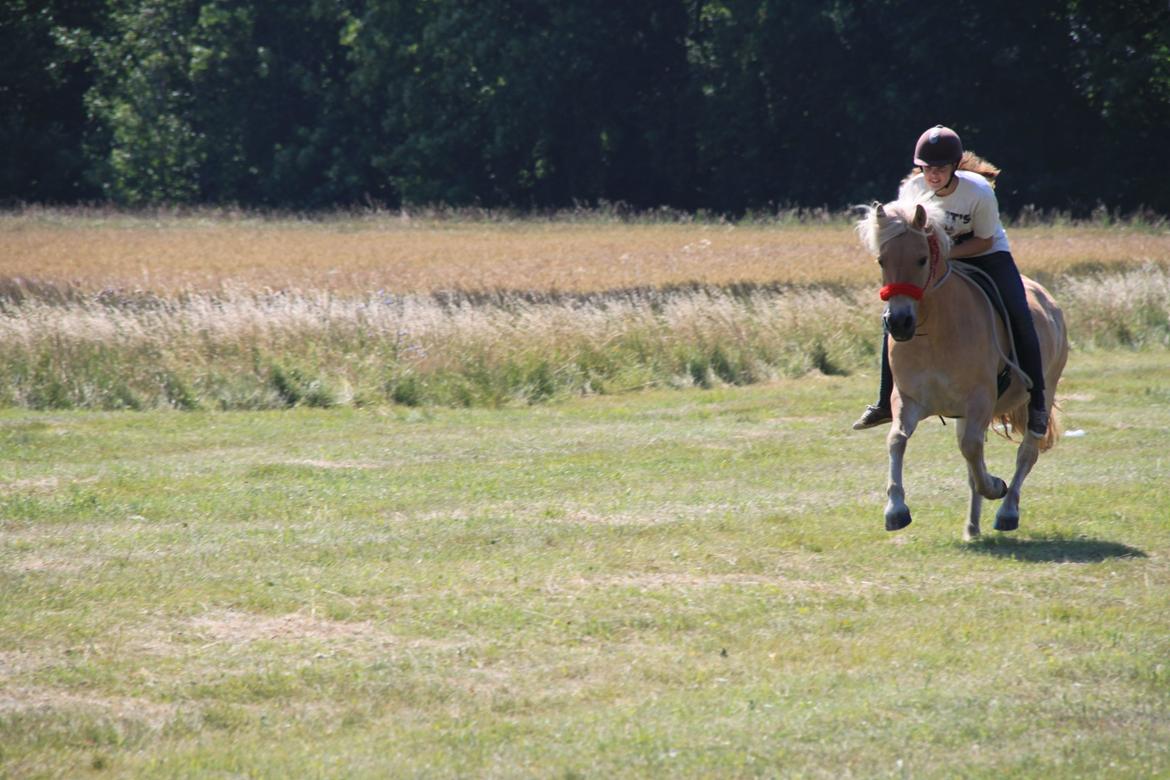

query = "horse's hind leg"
[995,437,1040,532]
[965,476,983,541]
[956,418,1008,539]
[957,417,1008,499]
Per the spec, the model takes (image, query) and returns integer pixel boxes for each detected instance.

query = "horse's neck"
[922,262,1008,350]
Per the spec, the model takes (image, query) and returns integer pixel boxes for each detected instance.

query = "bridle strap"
[879,227,944,302]
[925,231,941,282]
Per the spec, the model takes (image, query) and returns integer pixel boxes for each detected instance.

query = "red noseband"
[877,230,942,302]
[880,283,925,301]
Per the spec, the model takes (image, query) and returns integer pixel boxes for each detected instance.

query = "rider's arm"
[949,235,993,259]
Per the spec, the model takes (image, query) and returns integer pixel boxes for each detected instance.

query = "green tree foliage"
[0,0,105,202]
[84,0,364,205]
[1067,0,1170,209]
[347,0,697,208]
[85,0,204,204]
[4,0,1170,213]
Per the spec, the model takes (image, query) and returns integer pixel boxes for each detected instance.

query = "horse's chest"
[890,347,988,415]
[897,368,963,408]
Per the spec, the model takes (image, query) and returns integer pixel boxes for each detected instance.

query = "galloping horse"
[856,199,1068,539]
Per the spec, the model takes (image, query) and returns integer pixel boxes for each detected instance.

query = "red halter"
[879,230,942,302]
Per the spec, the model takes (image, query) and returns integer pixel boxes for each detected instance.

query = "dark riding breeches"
[874,250,1046,411]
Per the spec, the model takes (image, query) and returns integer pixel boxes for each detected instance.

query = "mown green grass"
[1,349,1168,778]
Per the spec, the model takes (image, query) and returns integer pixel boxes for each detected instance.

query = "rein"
[879,229,944,302]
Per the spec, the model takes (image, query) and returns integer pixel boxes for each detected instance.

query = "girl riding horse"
[853,125,1049,439]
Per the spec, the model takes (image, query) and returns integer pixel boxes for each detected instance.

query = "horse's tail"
[997,400,1061,452]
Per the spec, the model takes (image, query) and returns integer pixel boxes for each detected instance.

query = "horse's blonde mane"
[855,199,952,259]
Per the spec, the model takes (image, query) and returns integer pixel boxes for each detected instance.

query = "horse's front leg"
[885,397,923,531]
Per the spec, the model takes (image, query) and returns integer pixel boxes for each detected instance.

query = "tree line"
[3,0,1168,215]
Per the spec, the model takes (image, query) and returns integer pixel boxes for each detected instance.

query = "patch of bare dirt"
[6,553,97,574]
[185,609,380,646]
[0,475,98,495]
[0,685,180,729]
[281,458,386,470]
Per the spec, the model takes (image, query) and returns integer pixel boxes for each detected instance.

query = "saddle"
[950,261,1015,398]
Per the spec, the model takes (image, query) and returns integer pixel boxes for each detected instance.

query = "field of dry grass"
[0,209,1167,410]
[4,209,1168,296]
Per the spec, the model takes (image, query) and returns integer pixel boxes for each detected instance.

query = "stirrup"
[852,405,892,430]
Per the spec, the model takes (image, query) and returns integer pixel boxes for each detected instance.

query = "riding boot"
[1027,384,1049,437]
[853,332,894,430]
[1004,295,1046,436]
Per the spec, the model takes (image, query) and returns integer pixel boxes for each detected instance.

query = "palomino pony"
[856,199,1068,539]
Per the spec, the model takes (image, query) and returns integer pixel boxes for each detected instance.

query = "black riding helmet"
[913,125,963,168]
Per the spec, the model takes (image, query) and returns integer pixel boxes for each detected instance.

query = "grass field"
[3,208,1169,295]
[1,210,1168,776]
[1,210,1168,411]
[2,349,1169,778]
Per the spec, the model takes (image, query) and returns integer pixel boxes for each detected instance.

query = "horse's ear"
[875,201,886,219]
[912,203,928,230]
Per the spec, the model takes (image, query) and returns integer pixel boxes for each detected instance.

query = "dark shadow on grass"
[963,535,1146,563]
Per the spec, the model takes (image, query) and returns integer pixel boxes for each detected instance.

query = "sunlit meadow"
[1,209,1168,410]
[2,209,1169,777]
[1,350,1168,778]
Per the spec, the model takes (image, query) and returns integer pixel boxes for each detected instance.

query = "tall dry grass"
[0,285,876,409]
[0,210,1167,409]
[4,208,1168,296]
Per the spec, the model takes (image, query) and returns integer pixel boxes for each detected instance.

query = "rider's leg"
[970,251,1047,435]
[853,331,894,429]
[877,331,894,408]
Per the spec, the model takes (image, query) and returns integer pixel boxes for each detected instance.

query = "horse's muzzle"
[883,307,917,342]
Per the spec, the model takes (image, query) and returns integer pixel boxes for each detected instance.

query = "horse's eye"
[917,257,927,267]
[878,258,886,267]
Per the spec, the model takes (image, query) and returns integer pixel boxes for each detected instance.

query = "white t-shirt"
[900,170,1011,256]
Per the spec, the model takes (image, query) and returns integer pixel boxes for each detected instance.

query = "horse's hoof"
[994,511,1019,532]
[987,478,1008,500]
[885,508,912,532]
